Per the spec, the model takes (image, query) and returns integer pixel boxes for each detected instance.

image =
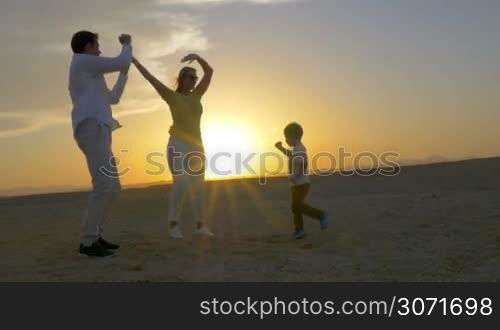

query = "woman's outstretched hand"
[181,54,200,64]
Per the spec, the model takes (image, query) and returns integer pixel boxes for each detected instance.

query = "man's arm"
[108,72,129,105]
[79,35,132,75]
[80,45,132,74]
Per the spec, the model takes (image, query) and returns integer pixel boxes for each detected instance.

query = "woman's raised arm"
[181,54,213,97]
[132,57,175,102]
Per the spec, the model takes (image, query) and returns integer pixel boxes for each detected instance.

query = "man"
[69,31,132,257]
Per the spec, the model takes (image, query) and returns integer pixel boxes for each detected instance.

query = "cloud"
[0,98,163,138]
[145,17,210,59]
[0,0,209,139]
[156,0,298,4]
[0,0,300,138]
[132,13,210,77]
[113,99,165,118]
[0,113,68,139]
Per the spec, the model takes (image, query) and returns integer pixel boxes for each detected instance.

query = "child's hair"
[284,122,303,139]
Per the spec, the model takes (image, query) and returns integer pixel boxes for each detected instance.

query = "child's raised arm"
[274,141,292,157]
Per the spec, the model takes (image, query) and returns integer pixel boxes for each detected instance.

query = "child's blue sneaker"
[292,229,306,240]
[320,212,328,230]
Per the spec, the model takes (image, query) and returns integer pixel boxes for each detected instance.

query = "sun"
[202,121,258,180]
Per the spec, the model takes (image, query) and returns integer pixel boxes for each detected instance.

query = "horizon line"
[1,155,499,199]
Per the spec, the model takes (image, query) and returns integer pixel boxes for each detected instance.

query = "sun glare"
[202,122,258,180]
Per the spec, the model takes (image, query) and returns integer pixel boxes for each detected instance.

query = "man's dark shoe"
[98,237,120,250]
[79,241,115,258]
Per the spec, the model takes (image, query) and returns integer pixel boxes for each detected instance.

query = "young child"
[275,122,328,240]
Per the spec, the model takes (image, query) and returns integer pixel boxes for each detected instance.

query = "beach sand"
[1,158,499,281]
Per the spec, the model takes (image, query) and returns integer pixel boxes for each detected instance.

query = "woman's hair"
[176,66,197,92]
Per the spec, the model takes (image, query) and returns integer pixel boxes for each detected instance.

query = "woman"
[132,54,214,239]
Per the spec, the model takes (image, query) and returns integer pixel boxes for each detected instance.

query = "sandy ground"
[0,158,499,281]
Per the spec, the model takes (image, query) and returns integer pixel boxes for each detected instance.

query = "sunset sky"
[1,0,500,195]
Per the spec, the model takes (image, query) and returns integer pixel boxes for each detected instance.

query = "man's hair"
[71,31,98,53]
[284,122,304,139]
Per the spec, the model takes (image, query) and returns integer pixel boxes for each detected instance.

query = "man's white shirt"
[69,45,132,132]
